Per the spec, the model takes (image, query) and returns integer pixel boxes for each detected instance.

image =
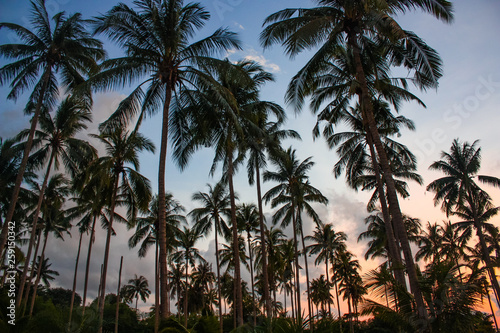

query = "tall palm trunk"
[347,297,354,333]
[68,232,83,329]
[29,232,49,317]
[247,231,256,327]
[214,216,223,333]
[348,32,428,325]
[227,148,243,327]
[23,230,42,311]
[155,241,159,333]
[325,259,331,317]
[115,256,123,333]
[299,225,312,329]
[0,69,51,259]
[98,174,120,333]
[486,287,499,331]
[184,258,188,327]
[334,277,342,332]
[291,206,301,321]
[158,86,173,318]
[17,149,56,307]
[366,137,406,288]
[255,162,272,317]
[82,215,97,315]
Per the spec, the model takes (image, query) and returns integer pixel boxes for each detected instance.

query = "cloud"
[233,21,245,30]
[243,54,280,73]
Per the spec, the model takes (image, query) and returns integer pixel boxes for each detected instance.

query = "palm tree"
[30,256,59,288]
[261,1,453,322]
[171,226,206,327]
[27,173,72,317]
[191,261,216,311]
[190,181,230,332]
[123,275,151,311]
[90,127,154,333]
[91,1,240,318]
[129,193,184,330]
[427,139,500,306]
[16,96,95,307]
[167,262,185,319]
[263,147,328,322]
[306,221,346,316]
[416,222,444,264]
[172,59,279,326]
[0,0,104,258]
[310,275,333,318]
[236,203,259,326]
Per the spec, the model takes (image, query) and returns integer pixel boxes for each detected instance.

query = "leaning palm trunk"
[255,163,272,317]
[227,149,244,327]
[348,32,428,325]
[366,137,406,289]
[23,230,42,312]
[184,258,188,327]
[158,86,173,318]
[155,242,159,333]
[0,70,51,260]
[68,232,84,329]
[17,149,56,307]
[333,277,342,332]
[82,216,97,315]
[115,256,123,333]
[247,232,256,327]
[29,232,49,317]
[486,286,499,331]
[98,175,120,333]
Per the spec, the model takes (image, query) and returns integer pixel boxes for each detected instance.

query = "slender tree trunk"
[68,232,83,330]
[17,149,56,307]
[97,263,103,309]
[184,258,188,327]
[98,174,120,333]
[334,278,342,332]
[214,217,223,333]
[326,260,331,317]
[247,231,256,327]
[366,137,406,288]
[299,225,312,330]
[158,85,173,318]
[115,256,123,333]
[348,297,354,333]
[228,148,243,327]
[486,287,499,332]
[155,241,159,333]
[23,230,42,312]
[82,215,97,315]
[291,206,301,321]
[0,68,51,259]
[290,283,295,320]
[348,32,428,326]
[255,163,272,318]
[29,232,49,317]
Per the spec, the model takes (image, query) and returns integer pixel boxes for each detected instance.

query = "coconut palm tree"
[310,275,334,318]
[16,96,95,307]
[263,147,328,322]
[261,1,453,322]
[191,261,216,312]
[167,262,185,319]
[427,139,500,306]
[30,256,59,288]
[91,1,240,318]
[171,226,206,327]
[190,181,230,332]
[306,221,346,316]
[123,275,151,311]
[90,127,154,333]
[0,0,104,258]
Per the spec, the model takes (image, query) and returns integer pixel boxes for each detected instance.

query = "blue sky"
[1,0,499,315]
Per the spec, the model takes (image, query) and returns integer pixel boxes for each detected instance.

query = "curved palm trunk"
[228,150,244,327]
[247,231,256,327]
[486,287,499,331]
[325,260,331,317]
[0,69,51,259]
[366,137,406,288]
[68,232,83,329]
[115,256,123,333]
[348,32,428,325]
[158,86,173,318]
[98,174,120,333]
[17,149,56,307]
[82,215,97,315]
[334,278,342,332]
[29,232,49,317]
[299,225,312,329]
[255,162,272,318]
[214,217,223,333]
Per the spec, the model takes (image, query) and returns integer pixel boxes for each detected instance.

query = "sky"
[1,0,500,317]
